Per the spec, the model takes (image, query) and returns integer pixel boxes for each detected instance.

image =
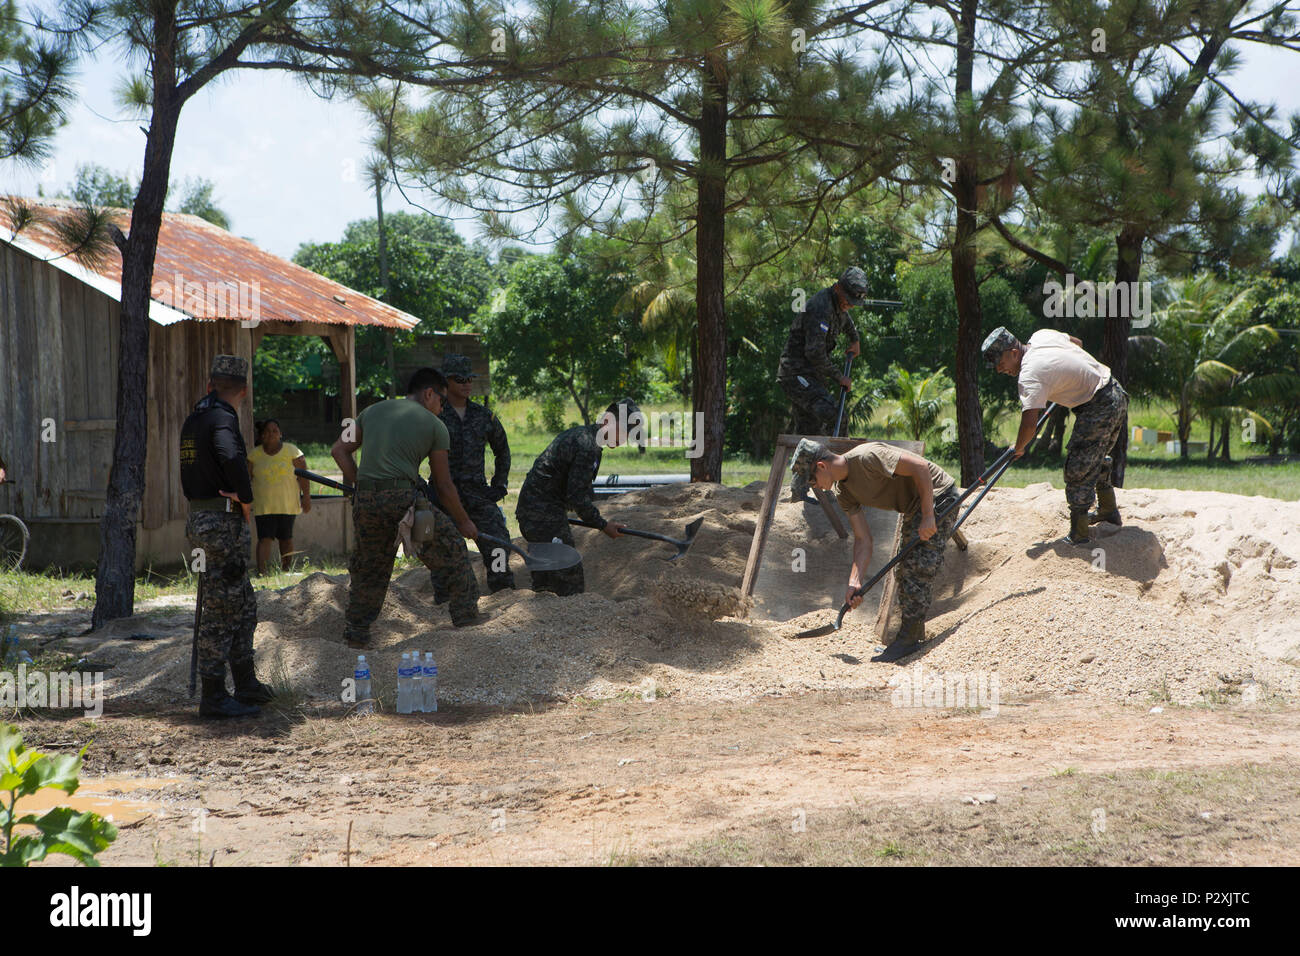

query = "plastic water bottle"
[397,653,413,714]
[422,652,438,713]
[354,654,374,716]
[3,626,31,664]
[409,650,424,713]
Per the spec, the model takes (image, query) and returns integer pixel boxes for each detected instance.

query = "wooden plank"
[63,419,117,431]
[740,440,793,597]
[35,258,67,515]
[813,488,848,538]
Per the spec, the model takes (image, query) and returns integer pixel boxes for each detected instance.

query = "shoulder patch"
[818,322,829,332]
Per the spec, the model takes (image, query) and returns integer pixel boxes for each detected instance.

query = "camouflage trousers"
[186,510,257,680]
[431,494,515,597]
[895,487,960,622]
[780,372,840,437]
[516,502,583,597]
[345,488,479,644]
[1065,381,1128,511]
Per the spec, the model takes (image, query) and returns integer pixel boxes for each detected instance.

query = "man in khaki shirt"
[982,327,1128,543]
[791,438,959,663]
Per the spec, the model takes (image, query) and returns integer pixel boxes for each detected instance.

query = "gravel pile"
[91,481,1300,709]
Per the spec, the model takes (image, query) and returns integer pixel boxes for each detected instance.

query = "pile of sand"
[87,480,1300,709]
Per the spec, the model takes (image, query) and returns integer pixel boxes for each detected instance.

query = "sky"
[3,17,1297,261]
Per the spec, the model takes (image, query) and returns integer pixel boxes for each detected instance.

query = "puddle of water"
[13,776,179,825]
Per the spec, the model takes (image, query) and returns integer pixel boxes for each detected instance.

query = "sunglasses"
[450,376,472,385]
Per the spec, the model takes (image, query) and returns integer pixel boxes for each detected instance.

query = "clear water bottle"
[3,626,31,664]
[354,654,374,716]
[422,652,438,713]
[396,652,413,714]
[409,649,424,713]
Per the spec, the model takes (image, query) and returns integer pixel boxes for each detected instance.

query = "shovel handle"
[567,519,675,546]
[833,353,854,438]
[834,403,1058,628]
[295,468,355,495]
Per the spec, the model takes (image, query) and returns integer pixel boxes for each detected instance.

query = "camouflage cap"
[210,354,247,381]
[980,326,1019,367]
[790,437,828,483]
[441,353,477,379]
[838,266,870,305]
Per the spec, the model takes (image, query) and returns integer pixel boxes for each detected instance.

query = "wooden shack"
[0,198,422,569]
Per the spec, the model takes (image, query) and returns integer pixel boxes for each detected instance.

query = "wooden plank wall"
[142,320,252,528]
[0,245,120,519]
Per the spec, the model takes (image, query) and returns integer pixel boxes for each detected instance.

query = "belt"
[355,477,415,491]
[189,497,239,513]
[1074,378,1115,413]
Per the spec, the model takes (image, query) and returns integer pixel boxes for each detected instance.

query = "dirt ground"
[10,480,1300,865]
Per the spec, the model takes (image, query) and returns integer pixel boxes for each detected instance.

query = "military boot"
[231,660,276,705]
[871,617,926,664]
[199,676,261,719]
[1088,485,1122,526]
[1067,508,1092,545]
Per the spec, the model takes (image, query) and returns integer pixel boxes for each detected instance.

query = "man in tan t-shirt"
[790,438,959,663]
[982,327,1128,544]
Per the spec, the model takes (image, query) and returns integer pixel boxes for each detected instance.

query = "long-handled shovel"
[833,354,854,438]
[294,469,582,572]
[568,516,704,561]
[793,403,1058,638]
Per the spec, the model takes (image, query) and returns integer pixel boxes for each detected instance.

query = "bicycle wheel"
[0,515,29,572]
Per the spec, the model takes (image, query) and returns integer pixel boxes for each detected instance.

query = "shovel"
[833,353,854,438]
[793,403,1058,638]
[568,516,704,561]
[477,534,583,573]
[295,470,582,571]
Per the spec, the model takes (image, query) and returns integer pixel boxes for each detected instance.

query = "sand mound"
[87,480,1300,710]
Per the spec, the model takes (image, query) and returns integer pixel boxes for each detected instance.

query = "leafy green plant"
[1,723,117,866]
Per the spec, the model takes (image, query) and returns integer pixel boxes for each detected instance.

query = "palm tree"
[617,254,696,402]
[1129,274,1288,459]
[885,365,955,443]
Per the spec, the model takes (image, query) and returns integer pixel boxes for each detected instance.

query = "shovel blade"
[669,516,705,561]
[518,540,583,572]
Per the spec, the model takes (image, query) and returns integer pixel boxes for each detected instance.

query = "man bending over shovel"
[982,327,1128,545]
[791,438,959,663]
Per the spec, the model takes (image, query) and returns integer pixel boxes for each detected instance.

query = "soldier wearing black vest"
[179,354,273,719]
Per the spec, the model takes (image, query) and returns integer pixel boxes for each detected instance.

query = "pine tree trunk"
[692,60,727,484]
[92,15,182,627]
[1105,226,1143,486]
[950,0,984,486]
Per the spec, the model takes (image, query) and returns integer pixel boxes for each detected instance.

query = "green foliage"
[172,176,230,228]
[540,392,566,432]
[1,723,117,867]
[884,365,955,442]
[0,1,73,164]
[482,235,646,424]
[67,162,134,208]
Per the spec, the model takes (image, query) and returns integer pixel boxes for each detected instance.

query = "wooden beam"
[325,326,357,425]
[813,488,848,538]
[740,440,793,597]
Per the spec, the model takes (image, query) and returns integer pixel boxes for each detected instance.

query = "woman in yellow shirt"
[247,419,311,574]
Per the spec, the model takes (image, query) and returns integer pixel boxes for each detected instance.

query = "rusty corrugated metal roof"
[2,198,420,329]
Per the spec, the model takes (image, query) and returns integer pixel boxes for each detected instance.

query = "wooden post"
[325,327,358,426]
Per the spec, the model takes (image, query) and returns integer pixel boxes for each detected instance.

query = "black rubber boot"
[1088,486,1122,526]
[871,617,926,664]
[231,660,276,704]
[199,676,261,719]
[1067,508,1092,545]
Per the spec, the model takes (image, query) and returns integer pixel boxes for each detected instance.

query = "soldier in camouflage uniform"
[515,400,636,596]
[332,368,481,647]
[984,326,1128,544]
[180,354,274,719]
[791,437,959,663]
[777,267,869,500]
[430,353,515,596]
